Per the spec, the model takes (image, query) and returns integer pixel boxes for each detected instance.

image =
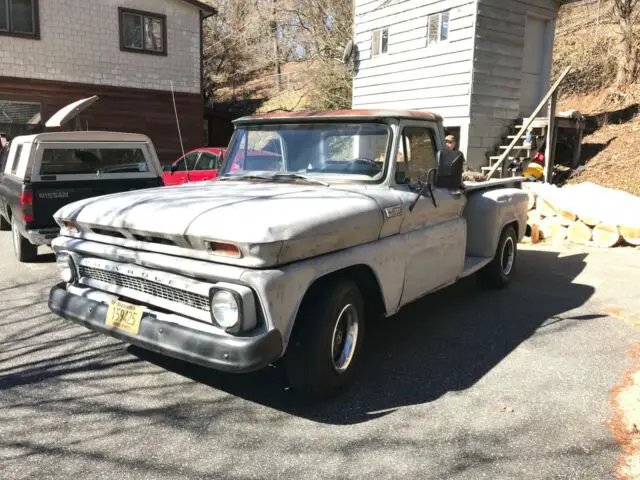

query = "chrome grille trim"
[78,266,210,312]
[75,257,216,322]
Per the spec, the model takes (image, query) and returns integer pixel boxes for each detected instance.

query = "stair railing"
[485,66,572,179]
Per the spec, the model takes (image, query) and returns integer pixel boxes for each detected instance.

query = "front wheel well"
[301,265,386,321]
[505,220,519,239]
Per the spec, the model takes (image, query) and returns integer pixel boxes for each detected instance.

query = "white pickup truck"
[48,110,528,397]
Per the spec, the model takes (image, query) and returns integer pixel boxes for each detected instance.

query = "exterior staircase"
[481,118,550,178]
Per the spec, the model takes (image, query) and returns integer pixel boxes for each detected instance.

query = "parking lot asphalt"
[1,233,639,479]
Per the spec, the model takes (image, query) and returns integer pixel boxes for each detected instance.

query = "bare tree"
[201,0,355,110]
[613,0,640,85]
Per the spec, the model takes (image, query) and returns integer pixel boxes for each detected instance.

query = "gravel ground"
[1,235,639,479]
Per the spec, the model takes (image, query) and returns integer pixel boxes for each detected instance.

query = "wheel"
[478,225,518,289]
[12,216,38,263]
[285,278,366,398]
[0,214,9,231]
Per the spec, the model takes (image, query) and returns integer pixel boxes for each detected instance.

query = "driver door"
[393,123,467,307]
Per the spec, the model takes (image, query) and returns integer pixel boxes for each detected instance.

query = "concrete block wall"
[465,118,513,170]
[0,0,201,93]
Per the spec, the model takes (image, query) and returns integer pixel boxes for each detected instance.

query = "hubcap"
[501,237,515,276]
[330,304,359,373]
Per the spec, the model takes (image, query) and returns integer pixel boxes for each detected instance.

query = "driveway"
[1,233,638,479]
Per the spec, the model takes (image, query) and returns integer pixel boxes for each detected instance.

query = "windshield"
[220,123,391,181]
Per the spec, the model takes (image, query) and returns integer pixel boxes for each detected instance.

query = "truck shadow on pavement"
[132,248,599,425]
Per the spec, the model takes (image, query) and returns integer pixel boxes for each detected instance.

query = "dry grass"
[554,3,640,197]
[566,111,640,196]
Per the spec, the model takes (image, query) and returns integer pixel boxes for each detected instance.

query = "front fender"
[241,235,407,348]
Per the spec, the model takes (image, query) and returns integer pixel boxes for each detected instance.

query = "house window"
[119,7,167,55]
[372,27,389,57]
[0,0,39,38]
[427,10,449,46]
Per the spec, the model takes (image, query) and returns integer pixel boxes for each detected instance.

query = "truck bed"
[463,177,525,193]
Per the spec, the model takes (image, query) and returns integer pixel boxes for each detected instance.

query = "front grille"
[78,265,210,312]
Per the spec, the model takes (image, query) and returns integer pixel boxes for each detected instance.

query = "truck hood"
[55,181,385,267]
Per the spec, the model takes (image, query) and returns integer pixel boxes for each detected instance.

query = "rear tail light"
[20,189,33,223]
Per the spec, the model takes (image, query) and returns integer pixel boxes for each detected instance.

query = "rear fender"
[463,188,528,257]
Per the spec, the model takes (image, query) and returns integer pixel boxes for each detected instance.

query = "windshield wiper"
[219,173,329,186]
[270,173,329,186]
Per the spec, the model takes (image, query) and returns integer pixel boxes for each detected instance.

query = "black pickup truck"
[0,131,164,262]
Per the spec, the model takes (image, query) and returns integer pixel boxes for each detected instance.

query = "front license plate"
[105,300,144,335]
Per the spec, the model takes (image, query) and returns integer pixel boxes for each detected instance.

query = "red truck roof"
[234,109,443,125]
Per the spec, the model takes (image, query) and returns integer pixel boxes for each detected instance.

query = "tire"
[0,214,9,231]
[12,216,38,263]
[478,225,518,289]
[285,278,366,398]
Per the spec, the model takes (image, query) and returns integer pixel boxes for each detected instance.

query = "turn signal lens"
[63,221,79,234]
[206,241,241,258]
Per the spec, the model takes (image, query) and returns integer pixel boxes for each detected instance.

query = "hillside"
[553,1,640,196]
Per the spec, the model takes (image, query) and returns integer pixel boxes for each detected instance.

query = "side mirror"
[216,153,224,170]
[435,150,464,190]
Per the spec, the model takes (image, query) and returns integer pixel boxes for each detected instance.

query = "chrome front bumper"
[48,283,282,373]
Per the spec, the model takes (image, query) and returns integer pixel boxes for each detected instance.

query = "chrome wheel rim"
[501,237,515,276]
[330,304,359,373]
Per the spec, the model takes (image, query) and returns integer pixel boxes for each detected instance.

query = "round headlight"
[211,290,240,329]
[56,253,76,283]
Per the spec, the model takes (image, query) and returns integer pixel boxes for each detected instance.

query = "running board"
[461,255,493,278]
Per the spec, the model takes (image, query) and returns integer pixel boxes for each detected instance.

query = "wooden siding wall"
[352,0,477,124]
[0,76,204,163]
[467,0,558,169]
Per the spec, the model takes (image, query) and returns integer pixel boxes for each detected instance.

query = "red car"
[162,148,225,186]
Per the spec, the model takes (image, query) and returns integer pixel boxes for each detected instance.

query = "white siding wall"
[466,0,558,169]
[0,0,201,93]
[352,0,477,125]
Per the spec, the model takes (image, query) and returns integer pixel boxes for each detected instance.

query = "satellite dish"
[342,40,354,64]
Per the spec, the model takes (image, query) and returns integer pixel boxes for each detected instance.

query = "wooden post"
[573,118,584,169]
[544,91,558,183]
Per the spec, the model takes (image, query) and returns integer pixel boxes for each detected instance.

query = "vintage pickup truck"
[48,110,528,397]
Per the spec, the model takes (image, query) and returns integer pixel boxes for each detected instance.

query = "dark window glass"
[120,8,166,54]
[39,148,149,176]
[197,152,219,170]
[11,0,33,34]
[174,153,199,172]
[0,1,8,30]
[122,12,143,49]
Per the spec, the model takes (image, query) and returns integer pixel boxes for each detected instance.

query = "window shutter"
[372,29,381,56]
[427,14,439,45]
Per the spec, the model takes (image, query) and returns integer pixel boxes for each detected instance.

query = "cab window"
[396,127,437,184]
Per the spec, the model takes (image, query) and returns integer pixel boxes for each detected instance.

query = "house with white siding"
[352,0,576,171]
[0,0,215,161]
